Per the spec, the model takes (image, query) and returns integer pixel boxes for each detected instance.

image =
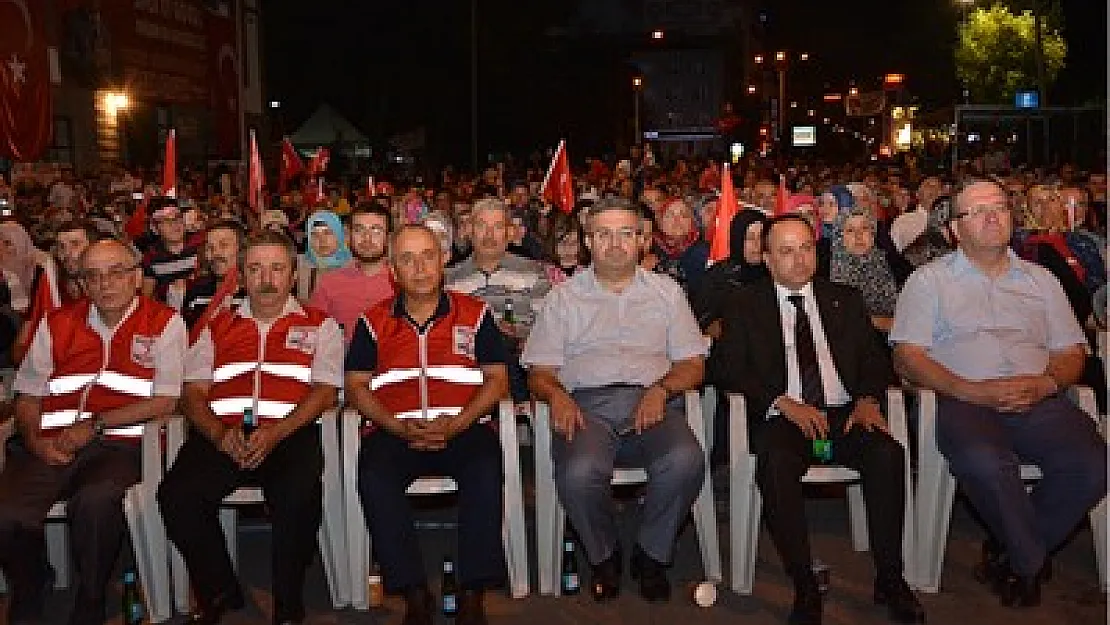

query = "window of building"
[47,117,75,165]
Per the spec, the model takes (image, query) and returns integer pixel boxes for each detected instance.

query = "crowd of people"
[0,147,1105,625]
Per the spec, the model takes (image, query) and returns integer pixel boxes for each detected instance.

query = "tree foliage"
[955,4,1067,104]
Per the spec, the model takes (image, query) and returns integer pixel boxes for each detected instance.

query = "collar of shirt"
[236,294,304,321]
[578,265,651,295]
[87,297,140,338]
[949,247,1030,280]
[773,281,815,310]
[391,290,452,329]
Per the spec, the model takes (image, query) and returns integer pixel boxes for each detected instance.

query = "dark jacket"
[708,277,895,432]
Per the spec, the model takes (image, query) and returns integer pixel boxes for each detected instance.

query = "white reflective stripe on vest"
[425,366,484,386]
[40,409,95,429]
[395,406,465,420]
[106,424,144,437]
[48,374,98,396]
[212,361,258,383]
[260,363,312,384]
[95,371,154,398]
[370,368,422,391]
[209,396,297,419]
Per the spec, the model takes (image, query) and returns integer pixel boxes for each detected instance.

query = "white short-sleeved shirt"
[890,249,1086,380]
[522,267,708,391]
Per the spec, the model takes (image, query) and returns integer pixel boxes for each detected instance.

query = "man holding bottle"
[157,230,344,625]
[708,215,923,625]
[345,224,509,625]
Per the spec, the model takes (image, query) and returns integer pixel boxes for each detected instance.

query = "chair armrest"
[726,392,751,465]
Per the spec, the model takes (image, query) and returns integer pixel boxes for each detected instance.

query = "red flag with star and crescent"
[0,0,52,160]
[541,139,574,214]
[162,128,177,198]
[279,137,303,193]
[708,162,738,265]
[248,129,265,214]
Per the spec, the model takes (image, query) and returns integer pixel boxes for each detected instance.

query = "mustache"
[259,285,280,294]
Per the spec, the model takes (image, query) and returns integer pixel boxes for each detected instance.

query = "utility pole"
[470,0,479,172]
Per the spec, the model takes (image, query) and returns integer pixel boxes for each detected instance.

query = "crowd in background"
[0,148,1105,396]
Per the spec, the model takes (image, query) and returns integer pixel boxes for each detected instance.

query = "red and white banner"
[279,137,303,193]
[162,128,177,198]
[248,128,264,214]
[306,147,330,178]
[541,139,574,214]
[708,162,737,265]
[0,0,52,161]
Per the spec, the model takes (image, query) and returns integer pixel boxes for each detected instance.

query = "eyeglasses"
[79,264,138,285]
[351,224,387,236]
[954,203,1008,220]
[589,227,642,245]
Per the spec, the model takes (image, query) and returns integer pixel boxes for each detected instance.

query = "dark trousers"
[753,406,906,580]
[552,386,706,566]
[936,395,1107,577]
[0,437,140,624]
[157,425,323,620]
[357,425,505,593]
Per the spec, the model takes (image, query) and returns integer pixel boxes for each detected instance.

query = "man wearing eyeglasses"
[308,203,395,343]
[892,177,1107,607]
[0,239,185,625]
[522,197,708,603]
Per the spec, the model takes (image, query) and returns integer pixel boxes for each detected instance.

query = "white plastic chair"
[915,386,1107,593]
[728,388,915,595]
[161,408,350,613]
[533,389,722,595]
[0,417,169,622]
[344,399,529,609]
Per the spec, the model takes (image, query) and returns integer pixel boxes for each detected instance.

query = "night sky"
[264,0,1107,166]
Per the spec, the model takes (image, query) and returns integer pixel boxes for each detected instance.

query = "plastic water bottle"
[561,539,580,595]
[812,438,833,463]
[441,558,458,616]
[121,568,143,625]
[242,407,257,437]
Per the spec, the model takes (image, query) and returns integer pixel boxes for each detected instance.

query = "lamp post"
[754,51,808,151]
[632,76,644,145]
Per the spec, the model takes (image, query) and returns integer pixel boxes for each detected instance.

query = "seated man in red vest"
[0,238,185,625]
[346,224,510,625]
[157,230,344,625]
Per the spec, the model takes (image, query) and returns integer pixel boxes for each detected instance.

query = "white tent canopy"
[289,104,368,148]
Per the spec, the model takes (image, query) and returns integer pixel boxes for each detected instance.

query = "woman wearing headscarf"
[689,209,769,337]
[298,210,351,300]
[648,197,709,293]
[0,221,41,313]
[828,208,909,334]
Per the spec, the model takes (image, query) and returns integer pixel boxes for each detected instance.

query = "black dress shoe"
[995,568,1041,608]
[629,544,671,602]
[187,589,246,624]
[401,585,434,625]
[788,577,823,625]
[874,577,926,623]
[589,546,623,602]
[456,589,488,625]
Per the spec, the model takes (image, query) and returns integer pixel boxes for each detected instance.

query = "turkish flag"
[189,265,239,346]
[162,128,177,198]
[248,129,265,214]
[0,0,52,161]
[541,139,574,214]
[279,138,303,193]
[708,163,738,265]
[306,147,330,177]
[125,191,152,239]
[773,174,789,216]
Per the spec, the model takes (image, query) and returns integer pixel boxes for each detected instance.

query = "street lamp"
[651,29,664,40]
[632,76,644,145]
[754,54,764,65]
[269,100,282,109]
[775,51,786,62]
[747,85,757,95]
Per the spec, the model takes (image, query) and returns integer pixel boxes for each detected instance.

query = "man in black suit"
[709,215,923,625]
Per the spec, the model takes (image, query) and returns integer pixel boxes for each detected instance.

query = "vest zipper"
[417,330,429,420]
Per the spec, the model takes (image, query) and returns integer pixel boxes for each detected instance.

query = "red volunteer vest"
[363,291,487,428]
[40,296,175,440]
[207,302,329,426]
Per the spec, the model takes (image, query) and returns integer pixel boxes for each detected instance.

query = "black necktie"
[788,294,826,408]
